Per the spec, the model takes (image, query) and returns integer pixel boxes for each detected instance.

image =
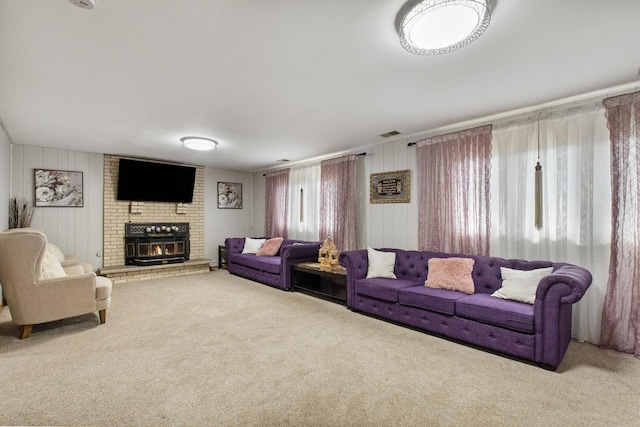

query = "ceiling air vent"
[379,130,401,138]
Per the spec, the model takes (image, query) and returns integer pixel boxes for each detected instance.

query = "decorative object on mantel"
[370,169,411,204]
[318,236,340,271]
[217,182,242,209]
[8,197,34,229]
[129,201,143,214]
[176,203,188,215]
[34,169,83,207]
[534,114,543,230]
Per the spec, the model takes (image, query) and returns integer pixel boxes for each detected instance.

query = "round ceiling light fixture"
[181,137,218,151]
[399,0,491,56]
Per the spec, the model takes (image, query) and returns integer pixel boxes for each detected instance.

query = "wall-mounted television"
[116,158,196,203]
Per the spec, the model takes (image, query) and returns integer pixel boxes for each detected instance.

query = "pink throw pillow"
[256,237,284,256]
[425,257,475,294]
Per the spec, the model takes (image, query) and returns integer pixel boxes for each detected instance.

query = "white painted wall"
[251,172,265,238]
[204,168,254,265]
[0,128,10,230]
[0,127,10,302]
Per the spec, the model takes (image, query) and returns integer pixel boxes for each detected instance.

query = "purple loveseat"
[225,238,321,290]
[339,249,592,370]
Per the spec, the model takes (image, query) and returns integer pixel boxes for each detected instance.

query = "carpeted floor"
[0,271,637,426]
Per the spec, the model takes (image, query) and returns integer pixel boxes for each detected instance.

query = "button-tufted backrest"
[373,249,555,294]
[383,249,429,282]
[225,237,320,257]
[470,255,553,294]
[225,237,267,255]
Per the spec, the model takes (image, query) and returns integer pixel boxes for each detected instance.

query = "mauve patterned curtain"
[601,92,640,358]
[264,169,289,238]
[417,125,492,255]
[320,155,357,251]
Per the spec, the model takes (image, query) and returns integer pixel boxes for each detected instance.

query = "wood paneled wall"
[358,138,418,250]
[11,144,104,268]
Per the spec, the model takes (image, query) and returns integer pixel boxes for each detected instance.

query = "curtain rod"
[262,152,367,176]
[402,80,640,147]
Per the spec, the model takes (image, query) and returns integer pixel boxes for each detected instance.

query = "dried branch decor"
[8,197,34,229]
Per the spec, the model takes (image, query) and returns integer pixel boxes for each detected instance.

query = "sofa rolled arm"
[280,241,322,290]
[281,242,321,261]
[339,249,368,308]
[339,250,368,279]
[536,262,592,305]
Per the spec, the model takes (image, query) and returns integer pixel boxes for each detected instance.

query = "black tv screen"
[117,159,196,203]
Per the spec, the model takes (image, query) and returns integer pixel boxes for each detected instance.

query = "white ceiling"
[1,0,639,172]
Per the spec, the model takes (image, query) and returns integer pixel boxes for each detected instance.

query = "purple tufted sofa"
[339,249,592,370]
[225,237,321,290]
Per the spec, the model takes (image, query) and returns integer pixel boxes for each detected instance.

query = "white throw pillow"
[242,238,266,254]
[491,267,554,304]
[41,250,68,279]
[366,247,397,279]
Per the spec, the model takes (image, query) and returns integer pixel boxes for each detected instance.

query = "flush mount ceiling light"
[399,0,491,56]
[181,137,218,151]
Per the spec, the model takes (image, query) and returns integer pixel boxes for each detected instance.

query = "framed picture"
[370,169,410,204]
[217,182,243,209]
[34,169,84,207]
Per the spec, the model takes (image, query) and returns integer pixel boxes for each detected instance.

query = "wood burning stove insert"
[125,222,190,266]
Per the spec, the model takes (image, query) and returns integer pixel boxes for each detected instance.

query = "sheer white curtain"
[490,104,611,344]
[287,164,321,241]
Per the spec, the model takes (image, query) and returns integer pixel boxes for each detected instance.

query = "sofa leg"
[19,325,33,339]
[99,309,107,324]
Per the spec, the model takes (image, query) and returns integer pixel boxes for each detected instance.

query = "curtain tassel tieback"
[534,161,543,230]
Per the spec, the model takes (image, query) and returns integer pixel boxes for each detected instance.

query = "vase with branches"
[8,197,34,229]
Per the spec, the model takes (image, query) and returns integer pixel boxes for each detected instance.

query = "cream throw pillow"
[492,267,553,304]
[242,238,266,254]
[425,257,475,294]
[366,248,397,279]
[46,243,66,262]
[41,250,67,279]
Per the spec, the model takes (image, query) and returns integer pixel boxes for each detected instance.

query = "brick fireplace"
[101,155,207,282]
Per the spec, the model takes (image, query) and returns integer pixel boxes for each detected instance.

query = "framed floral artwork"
[34,169,84,207]
[217,182,242,209]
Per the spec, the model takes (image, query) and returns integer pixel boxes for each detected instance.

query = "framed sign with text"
[369,169,410,204]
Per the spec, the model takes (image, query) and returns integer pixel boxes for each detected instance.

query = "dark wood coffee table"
[292,262,347,305]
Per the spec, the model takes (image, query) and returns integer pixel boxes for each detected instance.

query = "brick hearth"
[98,259,212,284]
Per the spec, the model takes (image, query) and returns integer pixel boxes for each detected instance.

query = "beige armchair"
[0,229,112,339]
